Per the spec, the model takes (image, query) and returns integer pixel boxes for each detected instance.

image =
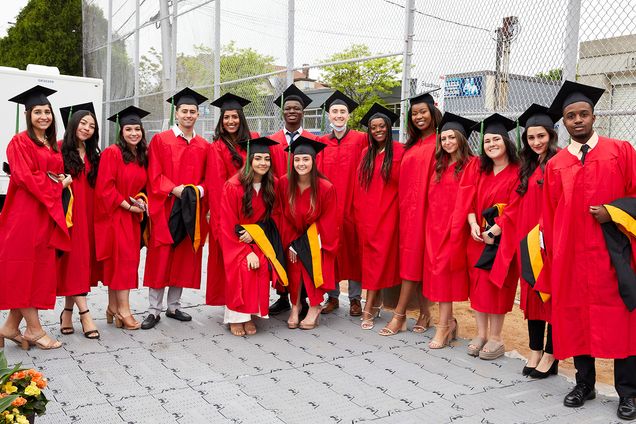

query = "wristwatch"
[487,231,495,239]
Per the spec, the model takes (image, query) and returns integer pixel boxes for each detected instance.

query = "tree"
[0,0,82,76]
[321,44,402,128]
[139,41,276,114]
[536,68,563,81]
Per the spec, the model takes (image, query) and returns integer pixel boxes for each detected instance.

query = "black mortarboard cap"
[409,88,440,108]
[9,85,56,109]
[439,112,477,138]
[284,135,326,156]
[321,90,358,112]
[211,93,250,110]
[548,80,604,116]
[107,105,150,126]
[273,84,312,109]
[517,103,559,129]
[166,87,208,107]
[238,136,279,155]
[360,103,399,127]
[473,113,516,139]
[60,102,96,129]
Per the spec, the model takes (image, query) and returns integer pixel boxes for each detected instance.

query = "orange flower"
[10,371,27,380]
[11,396,27,407]
[35,378,48,389]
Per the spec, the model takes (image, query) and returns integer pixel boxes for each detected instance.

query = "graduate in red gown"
[0,85,70,350]
[267,84,317,316]
[57,102,102,340]
[96,106,150,331]
[206,93,260,308]
[355,104,403,330]
[453,114,520,360]
[278,136,338,330]
[539,81,636,418]
[142,88,209,329]
[423,113,475,349]
[489,104,560,377]
[380,90,441,336]
[316,90,366,317]
[220,137,286,336]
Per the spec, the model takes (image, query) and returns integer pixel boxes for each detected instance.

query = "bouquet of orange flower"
[0,352,48,424]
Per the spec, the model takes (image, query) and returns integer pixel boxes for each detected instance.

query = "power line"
[381,0,492,33]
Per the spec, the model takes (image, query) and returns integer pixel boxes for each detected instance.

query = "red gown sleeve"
[95,148,125,213]
[206,142,228,240]
[536,161,559,295]
[449,157,479,271]
[6,136,65,234]
[317,181,339,255]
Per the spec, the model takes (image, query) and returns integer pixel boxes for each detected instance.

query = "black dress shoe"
[564,383,596,407]
[529,360,559,379]
[166,309,192,322]
[269,296,291,316]
[617,397,636,420]
[522,365,536,376]
[141,314,160,330]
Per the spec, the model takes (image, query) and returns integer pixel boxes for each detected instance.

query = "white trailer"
[0,65,103,207]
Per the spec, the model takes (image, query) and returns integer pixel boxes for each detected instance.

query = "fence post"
[104,0,113,148]
[213,0,221,126]
[286,0,295,86]
[133,0,140,107]
[563,0,581,82]
[399,0,415,143]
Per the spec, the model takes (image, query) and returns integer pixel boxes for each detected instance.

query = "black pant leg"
[544,324,554,354]
[527,320,546,351]
[614,356,636,398]
[573,355,596,388]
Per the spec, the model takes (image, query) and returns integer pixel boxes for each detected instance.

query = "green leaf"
[0,394,19,413]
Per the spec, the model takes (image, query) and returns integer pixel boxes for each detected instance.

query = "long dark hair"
[479,134,519,173]
[434,129,473,181]
[516,127,558,195]
[26,103,58,152]
[359,114,394,190]
[288,155,323,217]
[405,102,442,150]
[238,153,276,220]
[214,108,252,169]
[62,111,101,187]
[116,125,148,167]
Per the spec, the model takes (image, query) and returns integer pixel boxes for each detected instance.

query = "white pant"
[148,286,183,316]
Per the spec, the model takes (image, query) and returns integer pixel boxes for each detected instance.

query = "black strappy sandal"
[59,307,74,335]
[79,309,100,340]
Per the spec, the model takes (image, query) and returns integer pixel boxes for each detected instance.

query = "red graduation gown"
[144,130,209,290]
[57,150,102,296]
[268,129,317,178]
[491,165,551,321]
[354,142,404,290]
[0,132,70,309]
[540,137,636,359]
[94,145,147,290]
[220,174,279,314]
[422,160,471,302]
[454,159,520,314]
[205,132,259,306]
[277,176,338,306]
[399,134,436,281]
[317,129,366,281]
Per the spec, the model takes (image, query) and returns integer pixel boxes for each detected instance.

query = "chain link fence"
[83,0,636,148]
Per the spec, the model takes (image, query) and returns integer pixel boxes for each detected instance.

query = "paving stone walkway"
[0,252,623,423]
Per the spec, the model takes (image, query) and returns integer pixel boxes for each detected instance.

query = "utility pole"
[159,0,173,127]
[213,0,221,126]
[399,0,415,143]
[286,0,295,87]
[563,0,581,81]
[493,16,518,111]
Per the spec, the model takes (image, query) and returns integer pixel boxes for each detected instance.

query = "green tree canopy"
[536,68,563,81]
[0,0,82,75]
[321,44,402,128]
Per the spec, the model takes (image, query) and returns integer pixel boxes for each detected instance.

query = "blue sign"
[445,76,482,98]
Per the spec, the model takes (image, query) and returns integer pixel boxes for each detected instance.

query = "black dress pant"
[527,320,553,354]
[574,355,636,398]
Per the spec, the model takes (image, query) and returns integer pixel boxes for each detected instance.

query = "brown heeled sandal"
[360,306,381,330]
[106,307,116,324]
[0,329,29,350]
[412,314,432,333]
[23,332,62,350]
[114,313,141,330]
[429,319,458,349]
[59,307,74,335]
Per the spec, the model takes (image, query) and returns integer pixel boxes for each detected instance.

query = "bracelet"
[127,204,132,211]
